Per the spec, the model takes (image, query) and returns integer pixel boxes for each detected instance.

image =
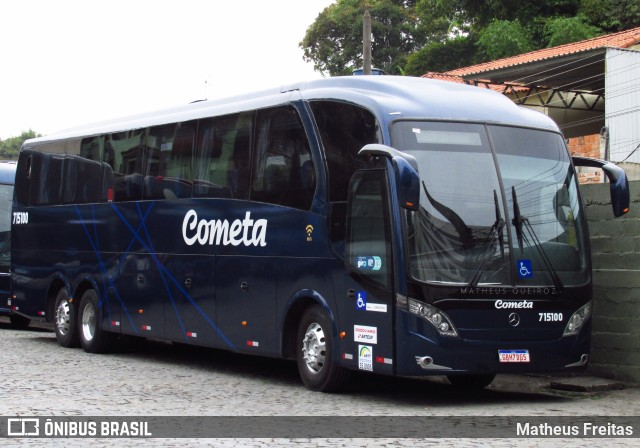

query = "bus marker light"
[37,311,46,316]
[247,340,260,347]
[107,188,114,202]
[339,331,346,339]
[142,325,152,331]
[138,309,144,314]
[186,332,197,338]
[242,321,248,326]
[343,353,353,360]
[375,357,392,365]
[111,321,120,327]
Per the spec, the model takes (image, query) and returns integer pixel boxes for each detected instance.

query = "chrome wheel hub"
[301,322,326,375]
[81,303,96,342]
[56,300,71,335]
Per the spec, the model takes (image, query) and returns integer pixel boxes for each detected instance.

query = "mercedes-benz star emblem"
[508,312,520,327]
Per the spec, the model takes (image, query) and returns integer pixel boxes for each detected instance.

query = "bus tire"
[296,304,349,392]
[54,288,80,348]
[78,289,112,353]
[447,374,495,389]
[9,314,30,329]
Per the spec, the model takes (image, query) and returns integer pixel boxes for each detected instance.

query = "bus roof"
[0,161,16,185]
[25,76,559,146]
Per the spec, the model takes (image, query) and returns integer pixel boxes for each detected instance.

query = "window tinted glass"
[347,169,392,289]
[310,101,379,202]
[194,113,252,199]
[108,130,145,202]
[144,122,195,200]
[252,107,315,209]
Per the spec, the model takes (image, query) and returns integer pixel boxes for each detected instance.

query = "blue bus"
[0,161,28,328]
[11,77,629,391]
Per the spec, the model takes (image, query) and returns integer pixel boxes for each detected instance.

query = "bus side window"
[252,106,315,210]
[28,152,65,206]
[310,101,379,203]
[67,155,106,204]
[144,122,195,200]
[109,130,145,202]
[78,136,107,203]
[193,113,251,199]
[310,101,380,254]
[80,136,104,162]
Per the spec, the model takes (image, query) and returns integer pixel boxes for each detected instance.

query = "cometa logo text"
[182,210,267,247]
[495,300,534,309]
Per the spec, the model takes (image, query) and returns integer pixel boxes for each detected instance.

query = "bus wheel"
[78,289,112,353]
[54,288,79,348]
[296,305,348,392]
[9,314,30,329]
[447,374,495,389]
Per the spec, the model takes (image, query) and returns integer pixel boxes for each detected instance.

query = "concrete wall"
[581,180,640,382]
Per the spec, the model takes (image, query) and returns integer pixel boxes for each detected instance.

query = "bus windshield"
[392,121,589,288]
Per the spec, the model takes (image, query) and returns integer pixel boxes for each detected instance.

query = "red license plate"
[498,350,530,363]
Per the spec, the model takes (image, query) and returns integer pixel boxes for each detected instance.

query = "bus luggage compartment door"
[215,257,277,354]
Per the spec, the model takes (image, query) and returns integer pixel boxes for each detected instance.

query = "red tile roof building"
[428,26,640,80]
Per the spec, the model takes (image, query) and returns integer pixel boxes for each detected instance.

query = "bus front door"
[337,169,396,375]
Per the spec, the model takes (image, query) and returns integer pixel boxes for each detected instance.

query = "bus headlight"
[563,301,592,337]
[407,298,459,338]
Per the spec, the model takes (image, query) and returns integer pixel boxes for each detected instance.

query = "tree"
[476,20,535,61]
[300,0,424,76]
[544,16,602,47]
[302,0,640,77]
[580,0,640,31]
[405,37,475,74]
[0,130,40,160]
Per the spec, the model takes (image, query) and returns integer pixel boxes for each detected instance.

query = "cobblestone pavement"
[1,317,638,447]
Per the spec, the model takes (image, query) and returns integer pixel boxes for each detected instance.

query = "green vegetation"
[300,0,640,76]
[0,130,41,160]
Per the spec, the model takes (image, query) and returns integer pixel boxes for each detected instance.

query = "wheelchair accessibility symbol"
[356,291,367,310]
[518,259,533,279]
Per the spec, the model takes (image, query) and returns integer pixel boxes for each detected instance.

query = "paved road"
[1,317,638,447]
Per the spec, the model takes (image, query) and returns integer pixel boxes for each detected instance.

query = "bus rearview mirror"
[359,144,420,211]
[572,156,630,217]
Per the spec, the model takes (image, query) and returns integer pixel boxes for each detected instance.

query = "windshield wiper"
[422,181,473,249]
[511,186,564,292]
[466,190,505,289]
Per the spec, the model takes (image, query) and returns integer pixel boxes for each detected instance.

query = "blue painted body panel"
[11,77,595,378]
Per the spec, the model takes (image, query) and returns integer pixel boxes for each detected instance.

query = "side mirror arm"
[360,144,420,210]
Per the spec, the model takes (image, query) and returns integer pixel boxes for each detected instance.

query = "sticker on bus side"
[358,345,373,371]
[355,256,382,271]
[517,259,533,278]
[354,325,377,344]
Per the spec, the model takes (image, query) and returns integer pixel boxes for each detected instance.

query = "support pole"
[363,9,372,75]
